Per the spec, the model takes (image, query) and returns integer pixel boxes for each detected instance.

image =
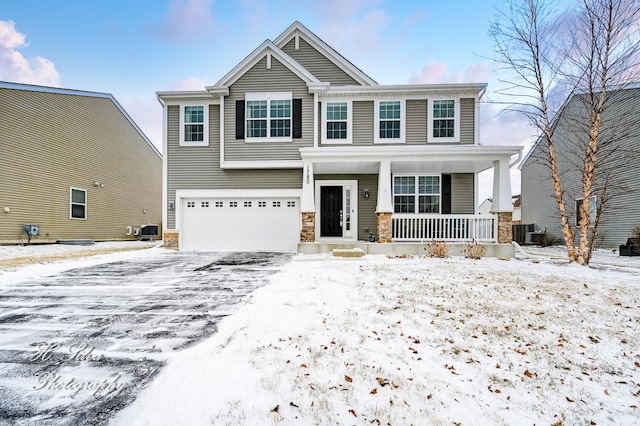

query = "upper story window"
[70,187,87,219]
[428,99,460,143]
[245,92,292,142]
[374,100,405,144]
[322,100,352,144]
[180,104,209,147]
[393,175,440,214]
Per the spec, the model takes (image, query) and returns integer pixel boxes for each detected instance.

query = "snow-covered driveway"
[0,247,292,425]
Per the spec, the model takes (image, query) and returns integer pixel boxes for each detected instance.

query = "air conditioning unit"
[140,224,159,241]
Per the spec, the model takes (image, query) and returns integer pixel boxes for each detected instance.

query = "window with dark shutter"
[293,98,302,139]
[236,100,245,139]
[441,174,452,214]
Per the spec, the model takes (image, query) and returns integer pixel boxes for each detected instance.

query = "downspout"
[156,95,168,239]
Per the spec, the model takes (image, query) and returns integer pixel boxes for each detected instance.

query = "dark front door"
[321,186,342,237]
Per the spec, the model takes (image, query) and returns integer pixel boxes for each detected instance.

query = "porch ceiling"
[312,160,495,174]
[301,145,522,175]
[313,161,380,174]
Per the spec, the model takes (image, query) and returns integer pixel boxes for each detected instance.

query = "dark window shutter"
[293,98,302,139]
[236,100,245,139]
[442,174,452,214]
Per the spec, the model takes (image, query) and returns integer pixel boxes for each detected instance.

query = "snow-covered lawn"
[115,250,640,426]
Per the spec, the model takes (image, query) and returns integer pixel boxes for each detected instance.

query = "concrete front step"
[299,242,515,258]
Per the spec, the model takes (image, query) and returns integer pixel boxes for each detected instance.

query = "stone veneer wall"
[376,212,392,243]
[497,212,513,244]
[163,230,179,249]
[300,212,315,242]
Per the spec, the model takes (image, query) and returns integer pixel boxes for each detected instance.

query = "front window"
[428,99,459,142]
[327,102,347,139]
[433,100,455,138]
[270,100,291,137]
[180,105,208,146]
[379,101,400,138]
[322,100,352,144]
[247,100,267,137]
[246,93,292,142]
[70,188,87,219]
[375,100,405,143]
[393,175,440,214]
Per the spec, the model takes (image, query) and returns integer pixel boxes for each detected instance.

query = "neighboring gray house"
[0,82,162,244]
[158,22,521,253]
[520,85,640,248]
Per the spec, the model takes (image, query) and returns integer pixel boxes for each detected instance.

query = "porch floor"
[298,242,515,258]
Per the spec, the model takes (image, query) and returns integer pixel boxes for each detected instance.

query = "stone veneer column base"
[497,212,513,244]
[300,212,316,242]
[376,212,393,243]
[163,230,179,249]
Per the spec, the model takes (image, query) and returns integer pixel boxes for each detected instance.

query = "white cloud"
[311,0,389,75]
[123,98,164,153]
[409,61,489,84]
[149,0,216,41]
[169,76,208,90]
[0,20,60,86]
[480,102,536,146]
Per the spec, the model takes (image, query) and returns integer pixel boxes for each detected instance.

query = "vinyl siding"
[521,88,640,247]
[166,104,302,228]
[281,37,360,86]
[406,99,427,145]
[451,173,475,214]
[224,56,314,162]
[353,101,374,146]
[0,88,162,243]
[460,98,475,144]
[315,174,378,241]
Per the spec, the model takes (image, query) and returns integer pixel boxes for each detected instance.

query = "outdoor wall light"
[363,189,370,198]
[168,202,175,211]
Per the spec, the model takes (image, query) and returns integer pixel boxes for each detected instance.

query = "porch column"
[300,160,316,242]
[491,158,514,244]
[376,160,393,243]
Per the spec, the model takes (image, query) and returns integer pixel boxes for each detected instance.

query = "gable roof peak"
[214,39,321,87]
[273,21,377,86]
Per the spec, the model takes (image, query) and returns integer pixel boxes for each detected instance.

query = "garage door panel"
[181,198,300,251]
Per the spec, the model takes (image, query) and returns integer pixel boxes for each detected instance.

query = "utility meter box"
[23,224,40,237]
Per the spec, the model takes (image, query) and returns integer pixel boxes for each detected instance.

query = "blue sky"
[0,0,538,198]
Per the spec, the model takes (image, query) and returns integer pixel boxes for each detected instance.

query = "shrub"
[538,233,562,247]
[425,240,451,258]
[464,239,486,260]
[632,223,640,240]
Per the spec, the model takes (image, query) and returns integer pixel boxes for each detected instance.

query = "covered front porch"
[298,145,520,256]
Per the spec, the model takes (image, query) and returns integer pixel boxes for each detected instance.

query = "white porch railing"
[392,214,497,243]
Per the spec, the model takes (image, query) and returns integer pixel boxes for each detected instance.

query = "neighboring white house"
[479,195,521,224]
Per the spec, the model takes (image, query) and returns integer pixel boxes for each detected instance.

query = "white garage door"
[181,197,300,251]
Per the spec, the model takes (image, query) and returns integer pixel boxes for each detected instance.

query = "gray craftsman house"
[0,82,162,244]
[158,22,521,254]
[520,85,640,248]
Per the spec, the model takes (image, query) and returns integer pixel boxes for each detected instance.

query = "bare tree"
[490,0,640,265]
